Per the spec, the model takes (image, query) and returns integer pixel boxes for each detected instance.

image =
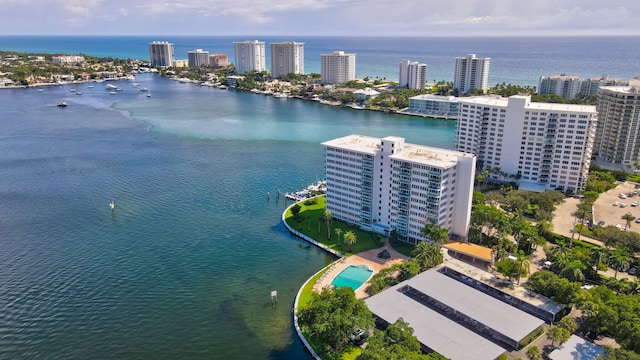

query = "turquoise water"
[0,73,455,359]
[330,265,374,291]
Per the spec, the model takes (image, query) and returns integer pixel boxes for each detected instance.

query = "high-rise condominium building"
[399,59,427,89]
[594,79,640,169]
[149,41,175,67]
[323,135,476,244]
[454,54,490,94]
[321,51,356,84]
[538,74,627,99]
[188,49,210,67]
[455,95,597,194]
[233,40,266,73]
[538,75,583,99]
[270,42,304,78]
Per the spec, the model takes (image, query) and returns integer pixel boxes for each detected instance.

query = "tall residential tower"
[323,135,476,244]
[233,40,266,73]
[399,59,427,89]
[454,54,490,94]
[594,78,640,169]
[149,41,175,67]
[321,51,356,84]
[270,42,304,78]
[455,95,597,193]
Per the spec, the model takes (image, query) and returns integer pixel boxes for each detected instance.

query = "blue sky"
[1,0,639,36]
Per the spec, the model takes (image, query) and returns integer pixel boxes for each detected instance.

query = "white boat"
[37,89,44,92]
[87,85,94,89]
[70,88,76,92]
[57,101,67,107]
[109,91,116,95]
[105,84,117,90]
[140,87,148,92]
[76,91,82,95]
[132,83,140,88]
[146,92,151,98]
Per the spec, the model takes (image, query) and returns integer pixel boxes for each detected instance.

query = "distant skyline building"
[270,42,304,78]
[455,95,597,193]
[594,78,640,169]
[323,134,476,244]
[320,51,356,84]
[209,54,229,68]
[399,59,427,89]
[233,40,266,74]
[148,41,175,67]
[538,74,627,99]
[453,54,490,94]
[51,55,85,64]
[187,49,210,67]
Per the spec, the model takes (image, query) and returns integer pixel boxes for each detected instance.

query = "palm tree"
[334,228,343,245]
[344,230,357,252]
[622,212,635,231]
[526,345,542,360]
[609,248,633,278]
[323,210,333,239]
[421,223,449,247]
[589,247,608,273]
[411,241,444,271]
[559,259,586,282]
[515,250,531,284]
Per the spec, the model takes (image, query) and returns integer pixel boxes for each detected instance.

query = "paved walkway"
[313,238,408,299]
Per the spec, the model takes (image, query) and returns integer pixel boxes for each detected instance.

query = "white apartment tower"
[594,79,640,169]
[321,51,356,84]
[454,54,490,94]
[399,59,427,89]
[455,95,598,193]
[270,42,304,78]
[188,49,210,67]
[233,40,266,73]
[323,135,476,244]
[538,75,583,99]
[149,41,175,67]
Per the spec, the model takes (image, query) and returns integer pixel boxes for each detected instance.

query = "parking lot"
[593,181,640,230]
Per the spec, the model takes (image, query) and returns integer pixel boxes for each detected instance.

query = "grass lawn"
[390,240,414,257]
[285,196,385,255]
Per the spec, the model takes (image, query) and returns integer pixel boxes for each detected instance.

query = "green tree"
[323,210,333,239]
[622,212,636,231]
[358,318,435,360]
[297,286,374,354]
[515,250,531,284]
[290,204,301,218]
[421,222,449,246]
[526,345,542,360]
[558,316,578,334]
[411,241,444,272]
[334,228,343,245]
[344,230,357,252]
[609,248,633,278]
[547,326,571,347]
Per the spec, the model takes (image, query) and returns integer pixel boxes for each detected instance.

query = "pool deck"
[313,238,408,299]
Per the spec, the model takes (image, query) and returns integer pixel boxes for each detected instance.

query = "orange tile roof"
[443,242,494,262]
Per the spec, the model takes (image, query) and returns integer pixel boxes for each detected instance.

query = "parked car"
[629,267,637,275]
[597,220,606,226]
[613,201,620,206]
[349,328,369,345]
[636,218,640,223]
[620,202,627,208]
[632,201,639,207]
[619,193,627,199]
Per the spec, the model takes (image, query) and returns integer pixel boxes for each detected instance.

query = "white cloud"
[0,0,637,35]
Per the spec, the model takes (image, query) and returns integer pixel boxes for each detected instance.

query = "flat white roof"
[459,95,596,113]
[365,286,506,360]
[408,271,544,342]
[548,335,605,360]
[322,134,473,168]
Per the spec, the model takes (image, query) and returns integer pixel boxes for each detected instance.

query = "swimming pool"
[330,265,373,291]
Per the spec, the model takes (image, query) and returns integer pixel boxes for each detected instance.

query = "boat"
[87,85,94,89]
[57,102,67,107]
[105,84,117,90]
[69,88,76,92]
[132,83,140,88]
[139,87,148,92]
[109,91,116,95]
[37,89,44,92]
[76,91,82,95]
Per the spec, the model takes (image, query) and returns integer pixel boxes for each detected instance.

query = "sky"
[1,0,639,37]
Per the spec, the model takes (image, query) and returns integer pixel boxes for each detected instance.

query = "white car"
[632,201,639,207]
[620,203,627,208]
[613,201,620,206]
[619,193,627,199]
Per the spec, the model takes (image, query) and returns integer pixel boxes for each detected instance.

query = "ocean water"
[0,73,455,359]
[1,36,638,86]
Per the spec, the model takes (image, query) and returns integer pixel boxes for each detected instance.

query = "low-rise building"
[406,94,459,118]
[353,87,380,104]
[51,55,85,64]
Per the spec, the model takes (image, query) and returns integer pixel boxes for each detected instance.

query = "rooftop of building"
[443,242,493,262]
[548,335,605,360]
[409,94,458,101]
[600,78,640,94]
[322,134,474,167]
[459,94,597,113]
